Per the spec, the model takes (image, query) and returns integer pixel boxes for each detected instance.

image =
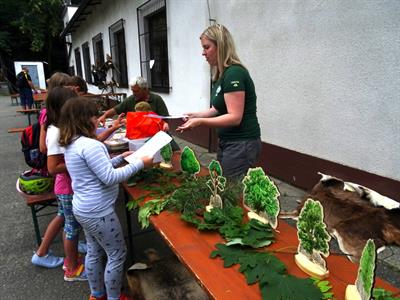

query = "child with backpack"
[59,96,153,300]
[30,73,78,269]
[31,86,89,281]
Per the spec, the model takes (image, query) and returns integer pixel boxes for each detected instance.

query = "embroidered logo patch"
[215,86,221,96]
[231,80,239,87]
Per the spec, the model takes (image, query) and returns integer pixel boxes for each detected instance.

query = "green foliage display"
[138,199,168,229]
[242,167,280,228]
[297,199,330,265]
[356,239,376,300]
[160,143,173,164]
[180,146,200,176]
[372,288,400,300]
[206,160,226,209]
[0,0,66,77]
[211,244,323,300]
[182,207,274,248]
[311,278,335,300]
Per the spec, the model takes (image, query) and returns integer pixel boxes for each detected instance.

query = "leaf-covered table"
[122,153,399,300]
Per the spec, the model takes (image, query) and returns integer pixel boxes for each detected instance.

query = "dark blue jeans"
[19,87,33,108]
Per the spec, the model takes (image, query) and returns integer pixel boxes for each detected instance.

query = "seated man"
[98,76,168,124]
[98,76,179,150]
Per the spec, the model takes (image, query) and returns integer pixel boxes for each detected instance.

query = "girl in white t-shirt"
[45,86,87,281]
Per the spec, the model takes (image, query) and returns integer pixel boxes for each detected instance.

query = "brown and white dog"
[281,173,400,263]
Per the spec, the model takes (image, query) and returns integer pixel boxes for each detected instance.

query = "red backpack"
[21,122,47,170]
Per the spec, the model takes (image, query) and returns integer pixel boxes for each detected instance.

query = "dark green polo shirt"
[114,92,169,116]
[211,65,261,141]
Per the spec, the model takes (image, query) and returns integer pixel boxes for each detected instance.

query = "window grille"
[74,47,83,78]
[109,19,128,88]
[82,42,92,83]
[92,33,104,68]
[137,0,170,93]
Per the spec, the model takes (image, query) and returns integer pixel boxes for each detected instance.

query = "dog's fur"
[280,176,400,263]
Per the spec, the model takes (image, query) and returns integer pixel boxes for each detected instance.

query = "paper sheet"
[124,131,172,164]
[145,113,187,119]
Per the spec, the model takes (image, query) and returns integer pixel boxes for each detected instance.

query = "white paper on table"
[124,131,172,164]
[145,113,187,119]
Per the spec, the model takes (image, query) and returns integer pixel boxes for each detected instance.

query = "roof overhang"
[60,0,102,39]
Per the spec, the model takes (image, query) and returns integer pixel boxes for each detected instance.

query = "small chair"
[16,179,57,246]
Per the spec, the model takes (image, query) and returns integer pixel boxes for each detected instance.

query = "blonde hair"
[201,24,243,81]
[134,101,152,112]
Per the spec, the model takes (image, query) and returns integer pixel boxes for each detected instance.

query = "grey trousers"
[217,138,262,179]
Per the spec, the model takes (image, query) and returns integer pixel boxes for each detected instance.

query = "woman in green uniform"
[177,24,261,179]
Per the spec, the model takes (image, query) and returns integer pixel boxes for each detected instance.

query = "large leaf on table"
[211,244,323,300]
[260,273,323,300]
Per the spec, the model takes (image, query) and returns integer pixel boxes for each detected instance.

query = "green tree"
[297,198,330,268]
[180,146,200,177]
[355,239,376,300]
[160,143,173,164]
[206,160,226,209]
[0,0,66,85]
[242,167,280,228]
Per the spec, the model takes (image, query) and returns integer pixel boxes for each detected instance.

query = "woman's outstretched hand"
[176,118,202,133]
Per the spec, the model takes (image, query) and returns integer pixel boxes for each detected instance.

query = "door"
[22,64,39,88]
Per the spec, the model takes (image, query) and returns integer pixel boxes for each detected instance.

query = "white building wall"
[205,0,400,180]
[66,0,400,181]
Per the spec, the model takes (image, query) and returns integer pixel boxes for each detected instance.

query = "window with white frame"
[138,0,169,93]
[109,19,128,88]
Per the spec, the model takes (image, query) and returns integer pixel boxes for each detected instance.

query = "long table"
[122,155,399,300]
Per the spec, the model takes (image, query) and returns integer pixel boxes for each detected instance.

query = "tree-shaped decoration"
[180,146,200,177]
[295,198,331,279]
[205,160,226,212]
[345,239,376,300]
[160,143,173,169]
[242,167,280,229]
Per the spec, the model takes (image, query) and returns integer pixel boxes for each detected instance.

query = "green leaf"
[138,199,168,229]
[211,244,323,300]
[261,274,322,300]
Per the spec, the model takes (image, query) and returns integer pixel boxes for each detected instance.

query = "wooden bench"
[16,108,40,125]
[10,93,19,105]
[16,179,57,246]
[122,154,399,300]
[7,127,25,133]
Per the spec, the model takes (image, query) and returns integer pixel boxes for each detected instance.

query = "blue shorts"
[56,194,81,240]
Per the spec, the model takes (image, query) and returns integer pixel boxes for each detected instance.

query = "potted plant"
[242,167,280,229]
[205,160,226,212]
[345,239,376,300]
[295,198,331,279]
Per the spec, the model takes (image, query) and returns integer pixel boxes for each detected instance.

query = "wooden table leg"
[123,188,134,264]
[30,205,42,246]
